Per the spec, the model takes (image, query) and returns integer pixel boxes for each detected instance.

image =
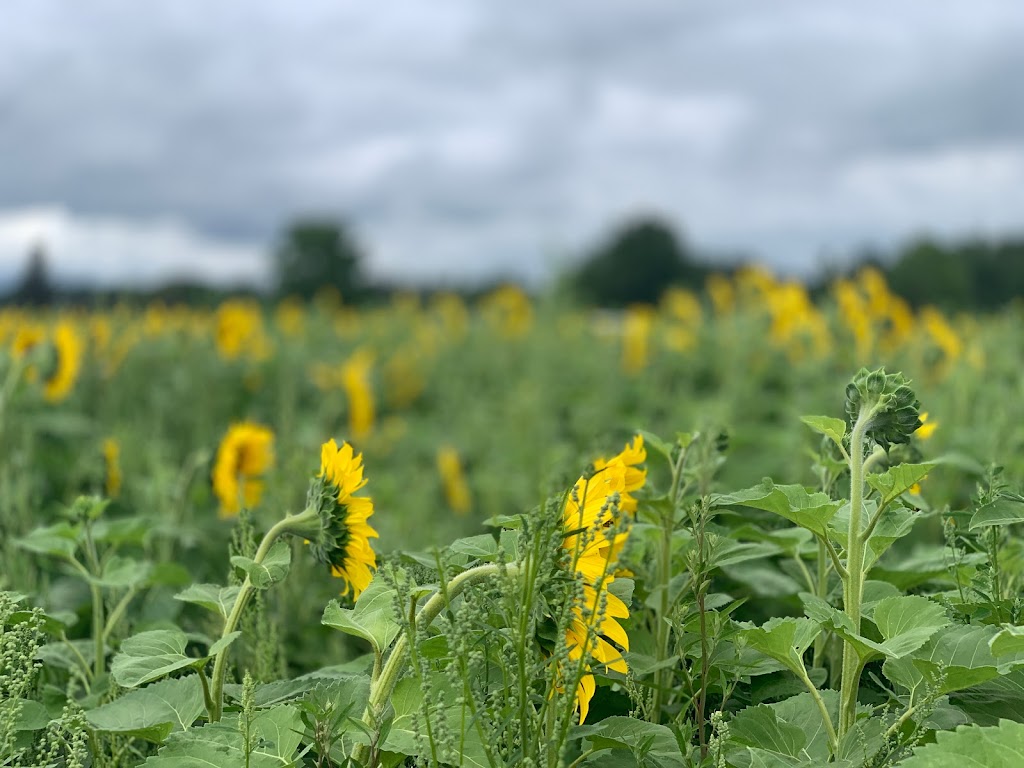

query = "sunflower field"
[3,267,1024,767]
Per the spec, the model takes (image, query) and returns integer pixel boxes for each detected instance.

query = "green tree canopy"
[570,217,707,307]
[274,220,366,301]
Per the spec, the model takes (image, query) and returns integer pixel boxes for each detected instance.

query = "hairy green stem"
[839,404,879,737]
[353,562,520,766]
[208,507,315,722]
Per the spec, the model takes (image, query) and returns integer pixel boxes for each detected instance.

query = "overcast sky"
[2,1,1023,289]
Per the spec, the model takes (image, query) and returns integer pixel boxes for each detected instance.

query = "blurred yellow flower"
[915,411,938,441]
[436,445,471,515]
[342,348,375,440]
[621,304,654,373]
[212,422,274,517]
[42,321,84,403]
[103,437,122,498]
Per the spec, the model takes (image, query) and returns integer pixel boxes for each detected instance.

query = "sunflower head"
[556,435,646,723]
[306,439,378,598]
[212,422,274,517]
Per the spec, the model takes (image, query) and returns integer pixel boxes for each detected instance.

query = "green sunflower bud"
[845,367,922,449]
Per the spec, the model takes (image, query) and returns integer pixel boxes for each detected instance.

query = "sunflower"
[102,437,122,498]
[308,439,379,598]
[43,321,84,403]
[559,435,646,723]
[212,422,274,517]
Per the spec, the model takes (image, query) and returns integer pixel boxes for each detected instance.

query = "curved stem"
[353,562,520,766]
[208,508,314,722]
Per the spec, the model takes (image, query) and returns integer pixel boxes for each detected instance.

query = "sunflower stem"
[208,506,316,722]
[352,562,520,766]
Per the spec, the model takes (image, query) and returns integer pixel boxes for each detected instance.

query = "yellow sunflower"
[102,437,122,498]
[559,435,646,723]
[43,321,84,403]
[314,439,379,598]
[212,422,274,517]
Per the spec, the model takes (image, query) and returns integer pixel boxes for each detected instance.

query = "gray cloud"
[1,0,1022,287]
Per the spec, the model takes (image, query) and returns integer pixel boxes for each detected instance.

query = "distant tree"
[570,217,704,306]
[274,219,366,301]
[13,243,54,306]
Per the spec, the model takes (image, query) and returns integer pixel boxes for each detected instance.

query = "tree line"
[5,216,1024,310]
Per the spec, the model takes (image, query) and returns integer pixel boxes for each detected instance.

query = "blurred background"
[2,0,1023,309]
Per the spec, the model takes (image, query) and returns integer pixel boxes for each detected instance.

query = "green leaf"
[576,716,684,764]
[86,676,205,743]
[380,675,491,768]
[14,522,79,559]
[230,540,291,589]
[871,595,949,658]
[322,578,401,655]
[739,617,821,677]
[727,704,805,759]
[865,463,935,506]
[898,719,1024,768]
[174,584,242,619]
[111,629,199,688]
[970,498,1024,530]
[714,480,842,538]
[991,625,1024,659]
[91,556,154,589]
[142,709,303,767]
[952,669,1024,726]
[0,699,50,731]
[800,415,847,450]
[883,625,1008,696]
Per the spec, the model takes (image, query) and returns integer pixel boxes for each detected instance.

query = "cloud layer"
[2,1,1022,287]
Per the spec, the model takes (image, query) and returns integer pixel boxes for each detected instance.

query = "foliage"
[3,268,1024,765]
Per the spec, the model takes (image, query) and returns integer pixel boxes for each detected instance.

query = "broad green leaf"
[727,704,805,759]
[0,699,49,731]
[249,706,303,763]
[739,617,821,677]
[772,691,840,762]
[14,522,79,559]
[898,719,1024,768]
[208,631,241,656]
[174,584,241,619]
[952,669,1024,726]
[715,480,842,538]
[871,595,949,658]
[230,540,291,589]
[93,516,150,546]
[142,710,302,767]
[883,625,1010,696]
[801,594,888,664]
[576,716,684,765]
[970,498,1024,530]
[830,502,921,568]
[91,555,153,589]
[381,675,491,768]
[86,676,205,743]
[800,415,846,450]
[111,629,199,688]
[865,463,935,506]
[991,625,1024,659]
[709,539,780,569]
[322,578,402,654]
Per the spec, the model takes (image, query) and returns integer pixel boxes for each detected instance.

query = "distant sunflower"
[102,437,122,498]
[308,439,379,598]
[212,422,274,517]
[43,321,84,403]
[559,435,646,723]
